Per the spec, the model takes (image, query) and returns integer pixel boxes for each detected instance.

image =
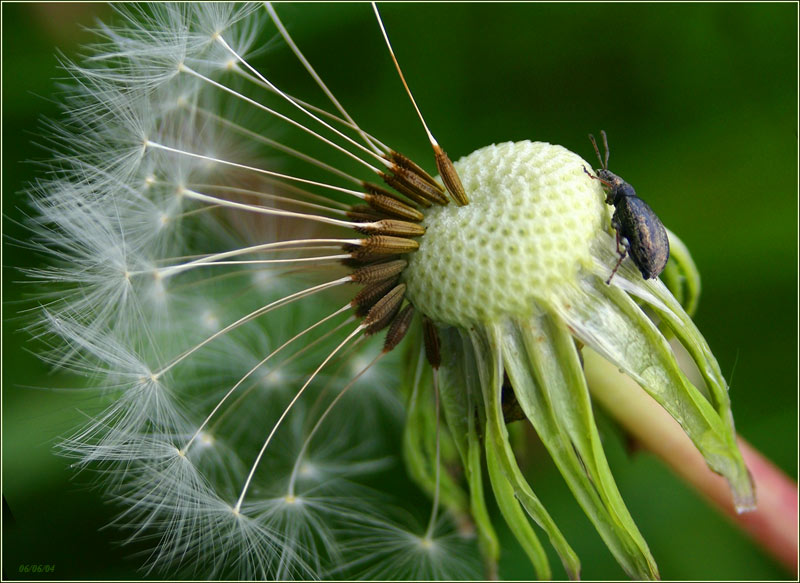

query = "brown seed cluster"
[340,148,464,360]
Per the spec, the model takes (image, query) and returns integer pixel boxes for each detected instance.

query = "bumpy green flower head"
[405,141,609,324]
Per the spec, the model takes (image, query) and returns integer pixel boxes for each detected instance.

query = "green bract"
[400,141,754,580]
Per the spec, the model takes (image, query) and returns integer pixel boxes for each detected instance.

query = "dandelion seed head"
[26,2,754,580]
[337,515,482,580]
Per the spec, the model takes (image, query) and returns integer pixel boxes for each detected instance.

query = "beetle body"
[610,188,670,279]
[586,132,670,284]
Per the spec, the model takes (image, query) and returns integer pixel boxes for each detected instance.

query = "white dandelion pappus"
[27,3,756,580]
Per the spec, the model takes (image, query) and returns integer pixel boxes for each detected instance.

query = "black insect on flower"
[584,130,670,284]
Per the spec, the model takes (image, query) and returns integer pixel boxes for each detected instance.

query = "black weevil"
[583,131,670,284]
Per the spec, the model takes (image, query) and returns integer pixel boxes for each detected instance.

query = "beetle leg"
[614,226,626,254]
[606,229,628,285]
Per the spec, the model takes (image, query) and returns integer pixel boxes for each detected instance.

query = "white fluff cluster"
[28,4,475,579]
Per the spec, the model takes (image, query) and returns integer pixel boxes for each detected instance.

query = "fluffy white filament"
[29,3,466,580]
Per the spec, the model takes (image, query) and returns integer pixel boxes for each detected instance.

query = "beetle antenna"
[600,129,610,169]
[582,165,613,187]
[588,133,604,169]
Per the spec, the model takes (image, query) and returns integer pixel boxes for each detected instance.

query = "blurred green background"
[3,3,796,580]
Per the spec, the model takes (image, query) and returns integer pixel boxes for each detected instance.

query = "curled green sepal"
[468,328,581,580]
[438,328,500,577]
[635,276,754,512]
[556,278,754,512]
[402,347,469,519]
[485,428,552,580]
[492,318,659,580]
[660,228,702,318]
